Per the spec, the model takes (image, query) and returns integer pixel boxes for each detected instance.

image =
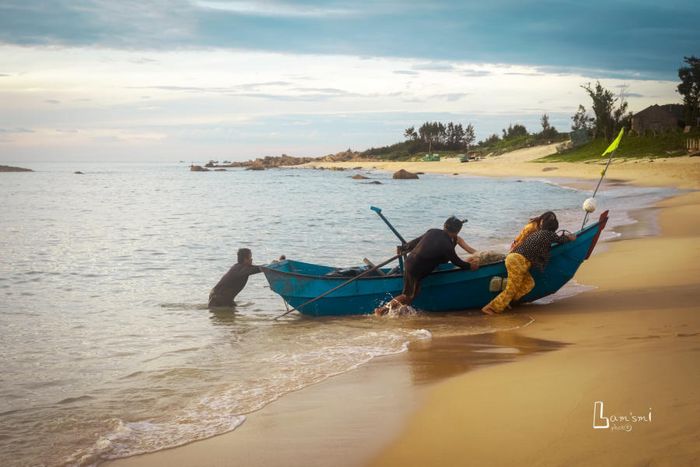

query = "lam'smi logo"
[592,401,653,432]
[592,400,609,429]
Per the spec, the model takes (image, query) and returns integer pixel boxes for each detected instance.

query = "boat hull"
[261,211,609,316]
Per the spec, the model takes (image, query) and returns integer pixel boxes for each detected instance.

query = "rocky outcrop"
[0,165,32,172]
[318,150,366,163]
[212,150,371,170]
[351,174,369,180]
[392,169,419,180]
[190,165,210,172]
[220,154,317,169]
[74,171,84,175]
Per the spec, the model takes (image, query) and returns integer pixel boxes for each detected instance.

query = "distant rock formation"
[393,169,419,180]
[190,165,210,172]
[365,181,383,185]
[0,165,32,172]
[194,150,372,171]
[74,171,84,175]
[351,174,369,180]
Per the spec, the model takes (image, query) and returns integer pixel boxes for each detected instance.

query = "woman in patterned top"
[509,211,557,251]
[482,213,576,315]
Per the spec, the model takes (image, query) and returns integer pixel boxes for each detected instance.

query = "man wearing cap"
[374,216,479,316]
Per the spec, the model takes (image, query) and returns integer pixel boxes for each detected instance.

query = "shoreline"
[303,143,700,190]
[107,152,700,467]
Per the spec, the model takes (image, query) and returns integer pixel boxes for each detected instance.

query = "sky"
[0,0,698,162]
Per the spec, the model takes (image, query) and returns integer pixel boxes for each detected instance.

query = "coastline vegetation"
[538,129,700,162]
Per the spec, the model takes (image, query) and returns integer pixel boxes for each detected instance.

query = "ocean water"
[0,163,675,466]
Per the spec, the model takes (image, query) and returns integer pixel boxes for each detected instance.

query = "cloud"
[461,69,492,77]
[393,70,419,76]
[412,62,455,72]
[0,1,696,79]
[0,127,34,133]
[129,57,159,64]
[193,0,358,18]
[504,71,544,77]
[430,93,469,102]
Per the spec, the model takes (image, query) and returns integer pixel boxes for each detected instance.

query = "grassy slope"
[363,134,567,161]
[538,131,698,162]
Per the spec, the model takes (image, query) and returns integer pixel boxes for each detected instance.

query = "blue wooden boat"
[261,211,609,317]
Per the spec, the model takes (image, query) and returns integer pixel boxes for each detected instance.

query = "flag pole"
[581,128,624,230]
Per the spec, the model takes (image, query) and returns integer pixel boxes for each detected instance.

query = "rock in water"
[190,165,209,172]
[0,165,33,172]
[74,171,84,175]
[351,174,369,180]
[392,169,419,179]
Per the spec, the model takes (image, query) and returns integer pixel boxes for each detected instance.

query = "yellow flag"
[602,128,624,157]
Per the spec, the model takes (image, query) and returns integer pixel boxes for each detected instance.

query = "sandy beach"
[308,143,700,190]
[110,150,700,467]
[373,190,700,467]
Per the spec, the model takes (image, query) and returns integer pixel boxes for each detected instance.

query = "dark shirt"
[403,229,471,280]
[209,263,261,307]
[513,230,571,271]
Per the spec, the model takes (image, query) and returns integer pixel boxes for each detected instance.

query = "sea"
[0,162,676,466]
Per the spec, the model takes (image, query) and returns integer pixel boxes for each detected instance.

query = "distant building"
[570,128,590,147]
[631,104,685,134]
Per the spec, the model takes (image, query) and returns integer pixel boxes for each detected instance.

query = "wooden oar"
[272,252,402,320]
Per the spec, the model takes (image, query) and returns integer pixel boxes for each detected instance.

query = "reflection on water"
[405,325,566,384]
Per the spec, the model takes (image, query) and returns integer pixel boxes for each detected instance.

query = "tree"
[571,105,594,132]
[502,123,528,139]
[678,56,700,126]
[464,124,475,149]
[538,113,559,140]
[581,81,630,140]
[479,134,500,146]
[404,126,418,141]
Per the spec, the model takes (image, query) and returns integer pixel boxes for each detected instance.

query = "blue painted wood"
[261,213,608,317]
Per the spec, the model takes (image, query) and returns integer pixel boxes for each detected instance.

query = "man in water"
[208,248,262,308]
[375,216,479,316]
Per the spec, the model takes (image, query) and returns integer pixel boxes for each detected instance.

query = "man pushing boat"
[374,216,479,316]
[209,248,262,308]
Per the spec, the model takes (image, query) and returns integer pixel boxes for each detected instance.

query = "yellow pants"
[488,253,535,313]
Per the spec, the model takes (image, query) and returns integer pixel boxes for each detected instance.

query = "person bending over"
[208,248,261,308]
[375,216,479,316]
[509,211,557,252]
[482,213,575,315]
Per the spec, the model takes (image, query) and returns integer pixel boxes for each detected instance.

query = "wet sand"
[110,152,700,467]
[373,191,700,467]
[108,332,565,467]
